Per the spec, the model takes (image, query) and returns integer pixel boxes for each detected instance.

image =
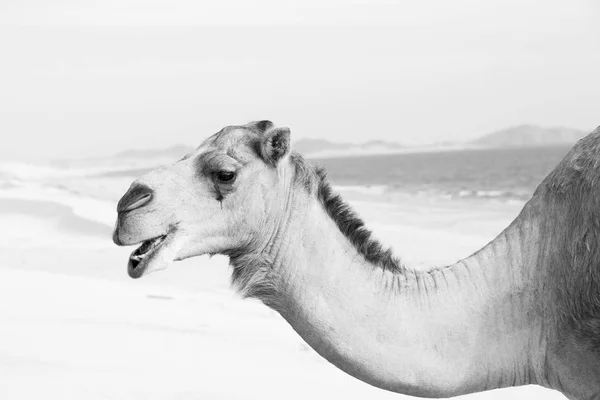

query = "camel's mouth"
[127,233,175,279]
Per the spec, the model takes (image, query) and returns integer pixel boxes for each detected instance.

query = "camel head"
[113,121,292,278]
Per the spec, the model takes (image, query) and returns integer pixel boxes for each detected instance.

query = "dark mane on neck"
[229,152,404,308]
[291,153,405,274]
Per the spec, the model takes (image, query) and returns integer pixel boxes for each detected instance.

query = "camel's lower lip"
[127,234,168,279]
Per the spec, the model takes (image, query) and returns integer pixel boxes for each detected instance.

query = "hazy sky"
[0,0,598,160]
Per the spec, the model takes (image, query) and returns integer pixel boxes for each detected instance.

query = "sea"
[0,145,574,225]
[313,145,571,202]
[94,145,572,203]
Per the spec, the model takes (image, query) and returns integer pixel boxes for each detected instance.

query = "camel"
[113,121,600,399]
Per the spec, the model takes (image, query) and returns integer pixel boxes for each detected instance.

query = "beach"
[0,160,565,400]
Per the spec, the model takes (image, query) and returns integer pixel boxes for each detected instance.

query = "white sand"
[0,179,564,399]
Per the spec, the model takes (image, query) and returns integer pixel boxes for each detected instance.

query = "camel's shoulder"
[533,127,600,353]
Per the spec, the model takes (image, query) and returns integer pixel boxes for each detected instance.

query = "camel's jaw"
[127,232,180,279]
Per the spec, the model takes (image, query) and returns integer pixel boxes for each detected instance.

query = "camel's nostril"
[117,184,154,213]
[122,193,152,212]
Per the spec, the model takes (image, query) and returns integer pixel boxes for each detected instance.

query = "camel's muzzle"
[114,182,182,279]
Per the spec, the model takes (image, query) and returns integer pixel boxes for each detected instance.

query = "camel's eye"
[216,171,236,183]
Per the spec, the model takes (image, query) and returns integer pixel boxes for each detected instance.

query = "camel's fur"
[114,121,600,399]
[536,128,600,351]
[223,121,600,359]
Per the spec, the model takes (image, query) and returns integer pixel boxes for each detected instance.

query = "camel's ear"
[247,120,275,134]
[260,127,291,166]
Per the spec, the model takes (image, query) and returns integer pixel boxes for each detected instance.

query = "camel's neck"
[255,190,548,397]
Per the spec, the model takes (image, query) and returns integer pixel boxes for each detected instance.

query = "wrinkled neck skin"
[243,174,551,398]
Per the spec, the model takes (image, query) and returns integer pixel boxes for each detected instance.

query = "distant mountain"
[292,138,353,155]
[115,145,195,159]
[472,125,586,148]
[110,139,406,162]
[50,145,197,173]
[293,138,404,158]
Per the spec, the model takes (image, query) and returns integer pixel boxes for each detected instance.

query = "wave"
[455,189,531,201]
[333,185,389,196]
[335,184,532,203]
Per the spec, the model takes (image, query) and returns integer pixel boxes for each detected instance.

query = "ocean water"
[314,146,572,201]
[0,145,573,217]
[97,146,572,202]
